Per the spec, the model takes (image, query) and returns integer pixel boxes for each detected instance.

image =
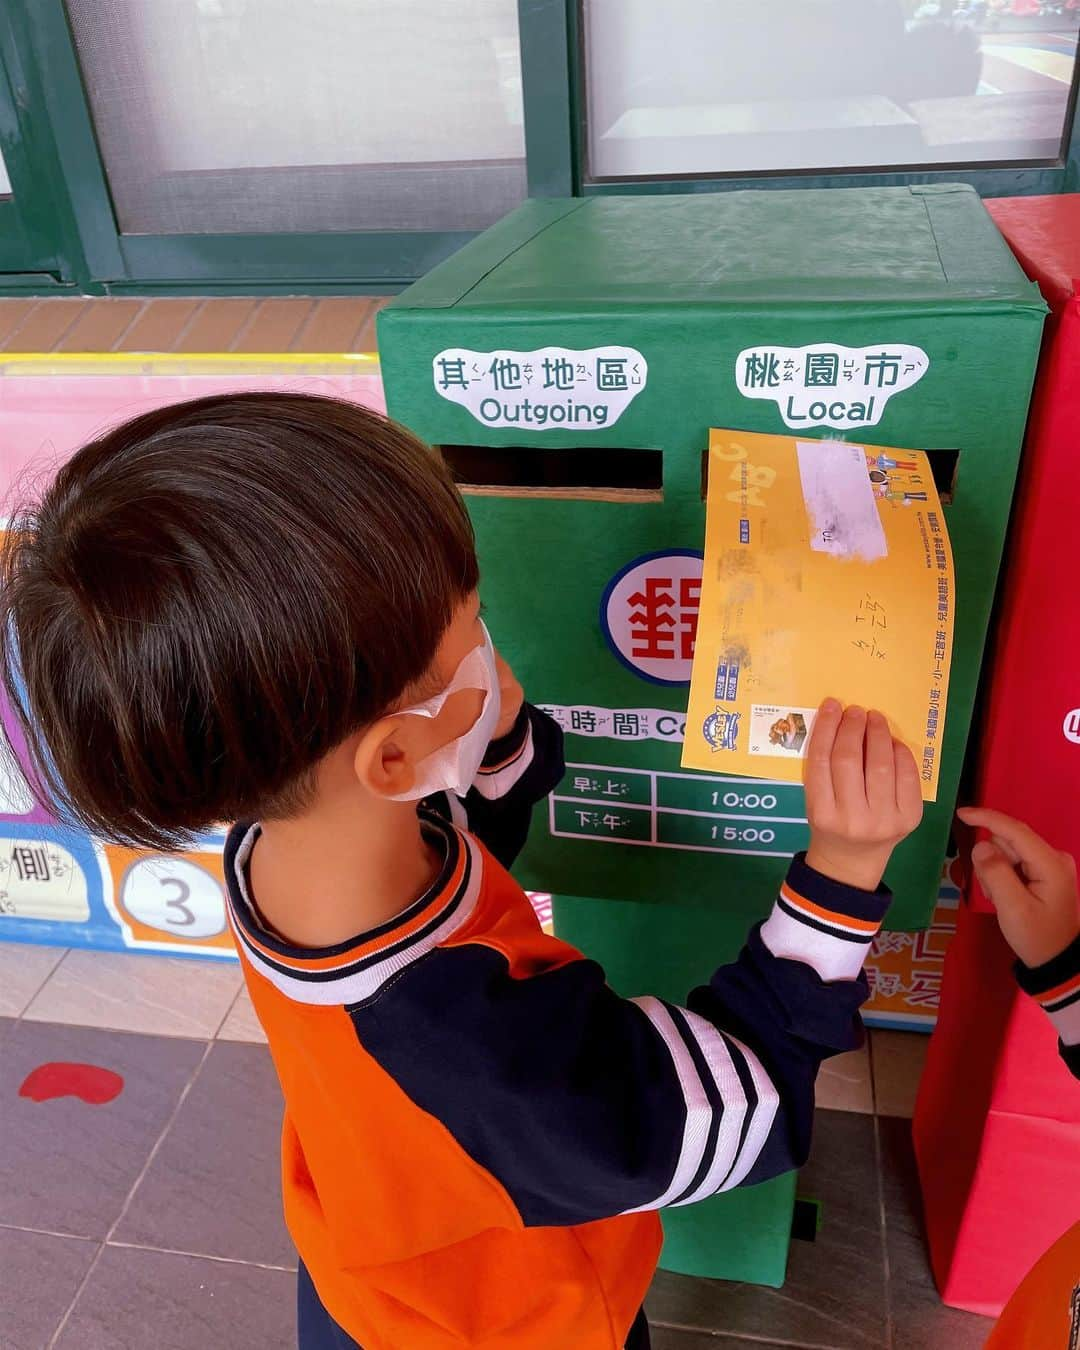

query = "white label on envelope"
[735,344,929,429]
[433,346,647,429]
[797,440,888,561]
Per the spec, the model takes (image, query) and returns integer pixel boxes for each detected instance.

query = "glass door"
[48,0,537,288]
[579,0,1080,194]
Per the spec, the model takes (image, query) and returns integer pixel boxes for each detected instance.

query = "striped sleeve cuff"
[1015,932,1080,1049]
[473,706,535,801]
[759,854,891,982]
[624,996,780,1211]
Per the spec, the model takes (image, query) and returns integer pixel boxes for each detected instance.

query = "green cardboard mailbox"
[378,186,1045,1285]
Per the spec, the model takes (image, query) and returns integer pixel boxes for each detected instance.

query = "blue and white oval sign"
[600,550,704,687]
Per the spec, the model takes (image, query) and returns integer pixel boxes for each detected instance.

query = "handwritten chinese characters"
[853,593,888,662]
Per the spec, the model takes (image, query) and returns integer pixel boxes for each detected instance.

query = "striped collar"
[223,812,483,1007]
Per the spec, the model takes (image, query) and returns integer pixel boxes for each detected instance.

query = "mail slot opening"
[701,446,959,504]
[439,445,663,502]
[925,449,959,505]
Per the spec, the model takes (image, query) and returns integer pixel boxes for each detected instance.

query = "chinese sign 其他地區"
[433,346,647,430]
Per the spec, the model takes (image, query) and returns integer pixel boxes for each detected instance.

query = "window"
[582,0,1080,181]
[0,0,1078,291]
[64,0,527,235]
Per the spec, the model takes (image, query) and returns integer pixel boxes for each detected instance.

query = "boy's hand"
[958,807,1080,969]
[804,700,923,892]
[493,650,524,741]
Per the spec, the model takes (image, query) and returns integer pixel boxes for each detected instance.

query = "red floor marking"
[18,1062,124,1105]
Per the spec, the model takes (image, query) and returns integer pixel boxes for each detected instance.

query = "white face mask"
[385,622,502,801]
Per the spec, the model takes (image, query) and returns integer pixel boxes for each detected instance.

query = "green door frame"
[14,0,576,295]
[0,2,85,286]
[3,0,1079,295]
[568,0,1080,199]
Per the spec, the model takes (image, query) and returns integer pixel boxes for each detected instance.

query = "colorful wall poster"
[0,363,384,958]
[862,852,964,1031]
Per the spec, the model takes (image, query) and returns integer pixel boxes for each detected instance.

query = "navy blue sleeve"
[1014,932,1080,1081]
[459,703,565,869]
[350,855,888,1227]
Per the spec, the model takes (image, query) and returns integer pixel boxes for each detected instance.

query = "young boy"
[1,393,922,1350]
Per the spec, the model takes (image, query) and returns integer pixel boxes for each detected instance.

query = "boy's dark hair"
[0,392,478,850]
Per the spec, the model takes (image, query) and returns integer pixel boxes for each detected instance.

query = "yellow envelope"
[683,429,954,801]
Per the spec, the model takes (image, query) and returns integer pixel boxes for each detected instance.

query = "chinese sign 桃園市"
[684,429,955,801]
[736,343,929,430]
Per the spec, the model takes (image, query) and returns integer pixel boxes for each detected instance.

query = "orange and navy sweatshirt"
[224,705,891,1350]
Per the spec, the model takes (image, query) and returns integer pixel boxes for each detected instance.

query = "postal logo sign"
[736,344,929,430]
[433,346,647,430]
[601,550,703,687]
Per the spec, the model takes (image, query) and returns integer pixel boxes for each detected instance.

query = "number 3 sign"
[104,846,235,957]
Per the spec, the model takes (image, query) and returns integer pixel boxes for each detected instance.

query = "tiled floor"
[0,942,989,1350]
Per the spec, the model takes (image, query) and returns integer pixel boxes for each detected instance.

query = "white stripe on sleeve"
[622,997,711,1213]
[713,1034,780,1193]
[664,1015,781,1207]
[665,1009,747,1206]
[624,998,785,1211]
[760,901,873,982]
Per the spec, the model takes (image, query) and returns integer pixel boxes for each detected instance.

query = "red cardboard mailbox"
[915,905,1080,1316]
[968,195,1080,911]
[915,195,1080,1317]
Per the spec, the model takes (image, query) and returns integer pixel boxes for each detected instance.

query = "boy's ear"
[353,716,414,799]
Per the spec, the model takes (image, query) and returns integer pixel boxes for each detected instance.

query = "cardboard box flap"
[384,199,588,313]
[386,187,1044,315]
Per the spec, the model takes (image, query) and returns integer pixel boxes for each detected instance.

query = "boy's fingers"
[959,808,1060,883]
[832,706,869,807]
[989,832,1022,868]
[970,839,1036,913]
[864,712,895,811]
[958,807,1021,863]
[805,700,841,809]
